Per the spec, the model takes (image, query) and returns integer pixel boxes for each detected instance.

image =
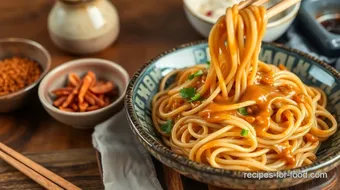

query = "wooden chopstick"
[0,143,80,190]
[0,150,63,190]
[252,0,269,6]
[239,0,258,9]
[267,0,301,19]
[239,0,300,19]
[239,0,268,9]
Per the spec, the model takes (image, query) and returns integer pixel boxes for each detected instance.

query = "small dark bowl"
[298,0,340,57]
[0,38,51,112]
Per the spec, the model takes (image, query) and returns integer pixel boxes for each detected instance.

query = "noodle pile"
[152,4,338,171]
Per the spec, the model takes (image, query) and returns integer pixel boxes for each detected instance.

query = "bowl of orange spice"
[0,38,51,112]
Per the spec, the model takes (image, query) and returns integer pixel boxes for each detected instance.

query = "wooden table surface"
[0,0,201,151]
[0,0,338,190]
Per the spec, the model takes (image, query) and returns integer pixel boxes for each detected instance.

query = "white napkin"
[92,110,163,190]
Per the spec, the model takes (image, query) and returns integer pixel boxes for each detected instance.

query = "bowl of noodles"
[125,4,339,189]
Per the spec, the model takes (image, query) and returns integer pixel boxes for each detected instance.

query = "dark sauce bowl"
[317,13,340,35]
[298,0,340,57]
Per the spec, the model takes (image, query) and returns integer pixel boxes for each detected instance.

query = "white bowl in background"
[183,0,301,42]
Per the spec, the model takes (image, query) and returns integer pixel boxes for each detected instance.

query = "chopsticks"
[239,0,267,9]
[267,0,301,19]
[0,143,80,190]
[239,0,301,19]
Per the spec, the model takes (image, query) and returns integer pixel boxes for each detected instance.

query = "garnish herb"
[190,93,201,102]
[161,120,173,134]
[180,87,196,99]
[241,129,249,136]
[206,61,210,68]
[238,107,248,115]
[188,70,203,80]
[180,87,201,102]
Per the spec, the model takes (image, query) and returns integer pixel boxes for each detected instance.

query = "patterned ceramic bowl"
[125,41,340,189]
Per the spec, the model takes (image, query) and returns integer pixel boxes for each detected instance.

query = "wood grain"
[0,143,80,190]
[0,0,202,152]
[0,149,103,189]
[0,0,201,187]
[163,165,184,190]
[0,150,63,190]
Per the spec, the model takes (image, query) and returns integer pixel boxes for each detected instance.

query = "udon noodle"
[152,4,338,171]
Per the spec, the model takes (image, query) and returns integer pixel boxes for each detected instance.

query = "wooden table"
[0,0,201,149]
[0,0,338,190]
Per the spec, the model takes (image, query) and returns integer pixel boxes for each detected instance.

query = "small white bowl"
[183,0,301,42]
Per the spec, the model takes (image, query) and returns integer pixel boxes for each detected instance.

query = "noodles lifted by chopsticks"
[152,4,338,171]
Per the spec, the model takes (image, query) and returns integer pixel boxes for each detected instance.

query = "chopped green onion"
[241,129,249,136]
[180,87,202,102]
[161,120,173,134]
[206,61,210,68]
[190,93,201,102]
[188,70,204,80]
[180,87,196,99]
[194,70,203,77]
[238,107,248,115]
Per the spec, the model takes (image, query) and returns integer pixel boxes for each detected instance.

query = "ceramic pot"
[48,0,119,54]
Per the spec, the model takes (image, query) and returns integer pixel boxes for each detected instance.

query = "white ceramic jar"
[48,0,119,54]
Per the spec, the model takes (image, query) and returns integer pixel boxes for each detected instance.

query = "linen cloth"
[284,25,340,71]
[92,110,163,190]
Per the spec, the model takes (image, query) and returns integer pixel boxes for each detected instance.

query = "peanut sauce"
[277,84,294,95]
[293,93,306,103]
[274,143,296,165]
[305,133,319,143]
[281,121,290,128]
[196,70,300,136]
[278,64,287,71]
[259,75,274,85]
[214,94,234,104]
[199,82,299,133]
[199,109,238,122]
[255,71,274,85]
[240,85,285,134]
[191,101,201,108]
[282,110,293,122]
[172,99,184,110]
[193,75,207,89]
[244,116,256,123]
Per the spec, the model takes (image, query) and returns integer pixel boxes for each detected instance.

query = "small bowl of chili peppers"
[0,38,51,112]
[38,58,129,129]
